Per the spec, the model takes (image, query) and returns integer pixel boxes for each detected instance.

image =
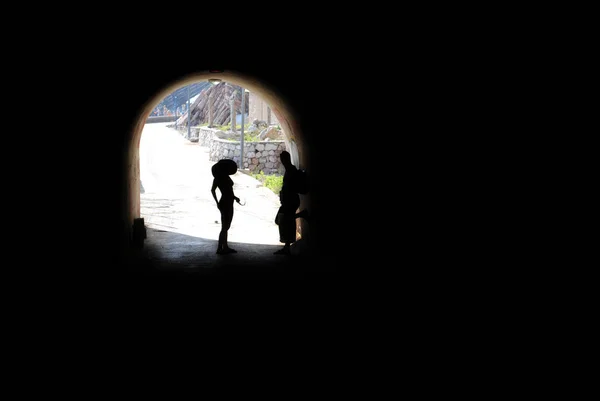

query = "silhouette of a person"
[211,159,241,254]
[274,151,309,255]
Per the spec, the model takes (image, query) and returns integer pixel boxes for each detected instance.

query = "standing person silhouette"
[211,159,241,254]
[274,150,304,255]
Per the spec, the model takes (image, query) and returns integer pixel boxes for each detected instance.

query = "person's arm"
[211,179,219,206]
[230,178,240,203]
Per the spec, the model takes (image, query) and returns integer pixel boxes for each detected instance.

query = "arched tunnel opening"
[139,79,303,249]
[123,71,322,279]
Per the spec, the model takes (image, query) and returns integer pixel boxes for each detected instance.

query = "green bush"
[251,171,283,195]
[264,174,283,194]
[244,132,260,142]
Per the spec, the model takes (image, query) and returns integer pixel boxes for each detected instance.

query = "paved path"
[140,122,282,246]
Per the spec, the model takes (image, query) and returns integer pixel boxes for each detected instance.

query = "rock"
[177,83,249,127]
[260,126,283,140]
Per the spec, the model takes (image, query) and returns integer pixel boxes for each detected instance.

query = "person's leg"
[274,217,285,254]
[217,229,226,253]
[217,206,236,254]
[217,209,226,252]
[274,242,291,254]
[222,206,236,253]
[217,215,229,254]
[274,212,294,255]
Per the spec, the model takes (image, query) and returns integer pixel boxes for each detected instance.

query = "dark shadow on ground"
[127,228,313,280]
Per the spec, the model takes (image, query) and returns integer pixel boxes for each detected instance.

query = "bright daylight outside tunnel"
[139,79,303,250]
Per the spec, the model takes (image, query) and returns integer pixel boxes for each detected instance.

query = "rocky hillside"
[174,82,248,127]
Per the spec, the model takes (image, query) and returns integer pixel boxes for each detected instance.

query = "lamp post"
[240,88,249,170]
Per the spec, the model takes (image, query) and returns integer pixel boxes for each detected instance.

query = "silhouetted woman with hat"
[211,159,241,254]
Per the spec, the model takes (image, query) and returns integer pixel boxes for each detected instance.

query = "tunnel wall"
[68,59,340,278]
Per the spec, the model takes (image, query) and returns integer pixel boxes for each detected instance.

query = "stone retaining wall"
[181,126,286,174]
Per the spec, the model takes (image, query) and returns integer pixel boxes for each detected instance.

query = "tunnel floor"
[126,227,315,280]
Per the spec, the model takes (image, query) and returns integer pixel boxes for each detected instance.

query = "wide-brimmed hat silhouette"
[211,158,237,177]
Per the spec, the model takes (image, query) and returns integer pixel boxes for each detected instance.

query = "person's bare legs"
[217,229,229,253]
[217,208,237,254]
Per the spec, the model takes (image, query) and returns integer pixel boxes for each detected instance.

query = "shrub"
[251,171,283,195]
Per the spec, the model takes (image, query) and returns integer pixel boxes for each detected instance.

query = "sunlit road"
[140,122,282,245]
